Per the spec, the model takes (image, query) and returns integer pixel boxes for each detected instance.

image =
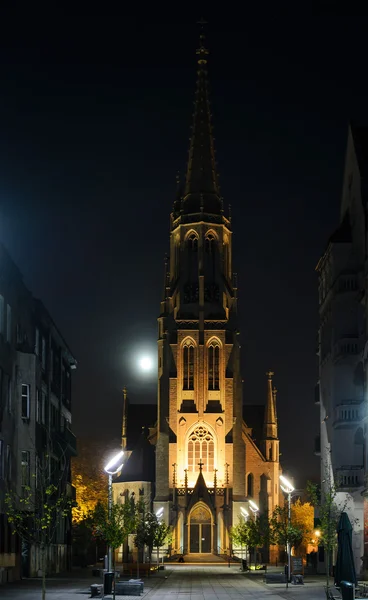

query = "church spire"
[121,386,128,450]
[182,22,222,216]
[264,371,278,440]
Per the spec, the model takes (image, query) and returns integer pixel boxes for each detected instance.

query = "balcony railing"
[335,466,364,489]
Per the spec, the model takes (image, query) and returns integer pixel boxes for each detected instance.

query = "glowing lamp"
[104,450,125,475]
[248,499,259,513]
[279,474,294,494]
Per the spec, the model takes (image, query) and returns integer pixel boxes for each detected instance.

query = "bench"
[264,572,287,584]
[122,563,156,576]
[115,580,144,596]
[90,583,103,597]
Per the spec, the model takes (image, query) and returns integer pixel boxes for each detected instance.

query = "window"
[41,336,46,370]
[205,234,215,253]
[247,473,254,497]
[187,426,215,473]
[21,384,30,420]
[183,343,195,390]
[36,390,46,424]
[21,451,30,488]
[35,328,40,356]
[208,343,220,390]
[6,445,11,481]
[0,295,4,334]
[6,304,11,343]
[51,404,59,430]
[7,378,12,414]
[187,232,198,252]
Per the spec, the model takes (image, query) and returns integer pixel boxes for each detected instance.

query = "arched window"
[205,232,216,253]
[187,232,198,252]
[183,343,195,390]
[247,473,254,497]
[187,426,215,473]
[208,342,220,390]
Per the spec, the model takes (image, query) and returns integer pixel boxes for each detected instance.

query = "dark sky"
[1,14,367,487]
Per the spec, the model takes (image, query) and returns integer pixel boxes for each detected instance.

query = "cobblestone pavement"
[0,566,333,600]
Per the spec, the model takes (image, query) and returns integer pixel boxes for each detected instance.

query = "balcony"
[56,427,77,456]
[333,402,361,427]
[333,337,359,363]
[335,466,364,490]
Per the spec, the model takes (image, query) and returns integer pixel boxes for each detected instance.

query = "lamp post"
[248,500,259,568]
[104,450,125,573]
[279,474,295,586]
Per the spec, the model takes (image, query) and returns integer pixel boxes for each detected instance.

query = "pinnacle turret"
[264,371,278,440]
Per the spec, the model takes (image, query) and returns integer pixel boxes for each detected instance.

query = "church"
[113,32,283,561]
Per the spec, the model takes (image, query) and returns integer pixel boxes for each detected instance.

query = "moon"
[139,356,153,372]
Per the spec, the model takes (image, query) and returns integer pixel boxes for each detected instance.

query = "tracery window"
[208,342,220,390]
[187,232,198,252]
[183,342,195,390]
[187,426,215,473]
[205,232,216,253]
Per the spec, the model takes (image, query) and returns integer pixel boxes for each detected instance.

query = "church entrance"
[189,503,212,553]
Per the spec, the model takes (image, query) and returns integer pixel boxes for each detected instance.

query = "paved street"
[0,566,332,600]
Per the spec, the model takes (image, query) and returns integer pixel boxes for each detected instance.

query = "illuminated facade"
[153,33,283,558]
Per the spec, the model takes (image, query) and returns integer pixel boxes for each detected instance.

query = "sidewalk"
[0,565,332,600]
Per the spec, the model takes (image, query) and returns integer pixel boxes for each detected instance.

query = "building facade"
[316,125,368,575]
[152,33,283,558]
[0,243,77,583]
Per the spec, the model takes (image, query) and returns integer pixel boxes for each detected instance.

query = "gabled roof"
[114,430,155,484]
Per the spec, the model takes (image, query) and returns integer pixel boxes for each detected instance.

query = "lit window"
[205,232,216,253]
[187,426,215,473]
[183,344,195,390]
[208,343,220,390]
[21,384,30,420]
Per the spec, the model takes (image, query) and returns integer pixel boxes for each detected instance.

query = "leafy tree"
[5,451,72,600]
[291,498,314,556]
[231,517,252,564]
[91,500,137,600]
[231,515,269,567]
[307,470,348,591]
[270,505,303,557]
[153,520,172,568]
[71,439,110,524]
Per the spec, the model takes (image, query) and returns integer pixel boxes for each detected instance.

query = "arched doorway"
[189,503,212,553]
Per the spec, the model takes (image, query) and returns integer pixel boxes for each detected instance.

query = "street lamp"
[279,474,295,585]
[248,500,259,567]
[104,450,125,572]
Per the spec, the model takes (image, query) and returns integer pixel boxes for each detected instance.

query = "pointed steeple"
[182,23,222,216]
[264,371,278,440]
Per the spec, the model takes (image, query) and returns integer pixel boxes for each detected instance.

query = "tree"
[231,515,269,567]
[291,498,314,556]
[307,472,348,591]
[231,517,252,565]
[270,505,303,558]
[153,521,172,568]
[5,450,73,600]
[91,499,137,600]
[71,439,110,524]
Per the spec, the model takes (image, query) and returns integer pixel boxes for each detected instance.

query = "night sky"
[1,15,368,487]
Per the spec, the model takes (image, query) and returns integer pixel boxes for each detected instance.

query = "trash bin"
[241,559,247,571]
[340,580,355,600]
[104,571,114,594]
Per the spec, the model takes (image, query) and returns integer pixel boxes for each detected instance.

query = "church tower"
[154,29,247,555]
